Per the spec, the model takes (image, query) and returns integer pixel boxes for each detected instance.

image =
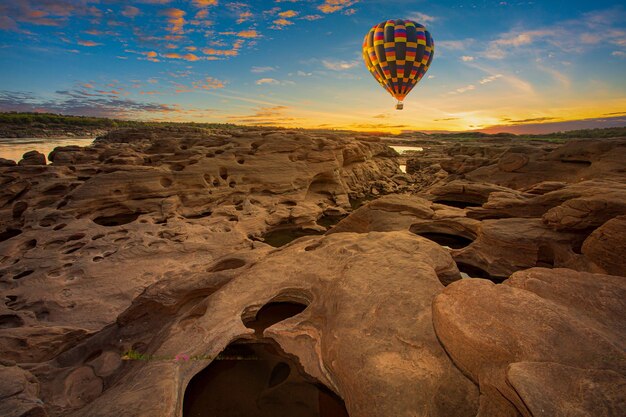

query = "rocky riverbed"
[0,126,624,417]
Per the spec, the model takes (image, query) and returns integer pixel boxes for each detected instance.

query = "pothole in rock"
[0,314,25,329]
[0,229,22,242]
[317,214,347,231]
[242,301,308,336]
[432,199,483,209]
[255,226,325,248]
[93,212,141,227]
[183,340,349,417]
[349,196,376,210]
[456,262,506,283]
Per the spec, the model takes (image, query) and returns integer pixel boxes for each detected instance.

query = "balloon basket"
[395,101,404,110]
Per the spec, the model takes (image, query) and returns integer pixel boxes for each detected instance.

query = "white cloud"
[256,78,280,85]
[461,55,474,62]
[479,74,503,84]
[322,59,359,70]
[251,66,276,73]
[407,12,436,24]
[612,51,626,57]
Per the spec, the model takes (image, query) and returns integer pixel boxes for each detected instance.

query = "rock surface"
[1,127,625,417]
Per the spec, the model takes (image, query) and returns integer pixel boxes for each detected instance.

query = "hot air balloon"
[362,19,434,110]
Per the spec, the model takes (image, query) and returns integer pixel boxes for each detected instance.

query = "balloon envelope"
[362,19,435,107]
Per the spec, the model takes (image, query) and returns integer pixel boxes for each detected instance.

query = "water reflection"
[0,137,95,163]
[390,145,424,155]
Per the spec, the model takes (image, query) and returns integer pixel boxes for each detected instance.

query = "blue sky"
[1,0,625,133]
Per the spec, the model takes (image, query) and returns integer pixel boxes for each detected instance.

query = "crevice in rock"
[182,340,349,417]
[432,199,483,209]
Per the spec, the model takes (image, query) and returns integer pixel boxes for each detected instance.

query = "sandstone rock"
[582,215,626,276]
[18,150,46,166]
[433,267,626,417]
[0,158,16,167]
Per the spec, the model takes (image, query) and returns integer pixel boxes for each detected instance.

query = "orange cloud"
[237,11,252,24]
[162,8,185,34]
[78,40,101,46]
[202,39,243,56]
[192,77,225,90]
[279,10,298,18]
[192,0,218,7]
[318,0,358,14]
[272,18,293,28]
[164,52,201,61]
[237,30,259,38]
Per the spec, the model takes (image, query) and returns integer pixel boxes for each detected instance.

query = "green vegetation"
[0,112,237,138]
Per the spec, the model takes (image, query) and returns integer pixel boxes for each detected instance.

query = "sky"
[0,0,625,134]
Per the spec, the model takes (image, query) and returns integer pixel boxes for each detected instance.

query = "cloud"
[192,0,218,7]
[77,40,102,47]
[279,10,298,18]
[0,89,177,118]
[121,6,141,18]
[322,59,359,70]
[236,11,253,24]
[318,0,359,14]
[163,52,201,61]
[301,15,323,21]
[272,18,294,29]
[251,66,276,73]
[237,29,259,38]
[256,78,280,85]
[407,12,436,24]
[162,8,186,34]
[437,40,471,50]
[613,51,626,57]
[479,74,503,84]
[202,39,243,56]
[192,77,225,90]
[227,105,294,126]
[460,56,474,62]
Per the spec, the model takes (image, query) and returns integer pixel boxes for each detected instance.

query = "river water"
[0,137,95,163]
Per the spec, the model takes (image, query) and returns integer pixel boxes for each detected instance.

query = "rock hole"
[171,163,185,172]
[559,159,591,166]
[413,232,473,249]
[160,177,173,188]
[432,199,483,209]
[13,270,34,280]
[93,256,104,263]
[219,167,228,180]
[268,362,290,388]
[456,262,505,283]
[93,212,140,227]
[243,301,308,335]
[260,225,325,248]
[57,199,69,209]
[228,181,236,188]
[183,341,349,417]
[236,157,245,165]
[0,229,22,242]
[215,149,224,155]
[0,314,24,329]
[208,258,246,272]
[21,239,37,251]
[53,223,67,231]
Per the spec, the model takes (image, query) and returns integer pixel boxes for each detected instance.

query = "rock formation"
[0,127,624,417]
